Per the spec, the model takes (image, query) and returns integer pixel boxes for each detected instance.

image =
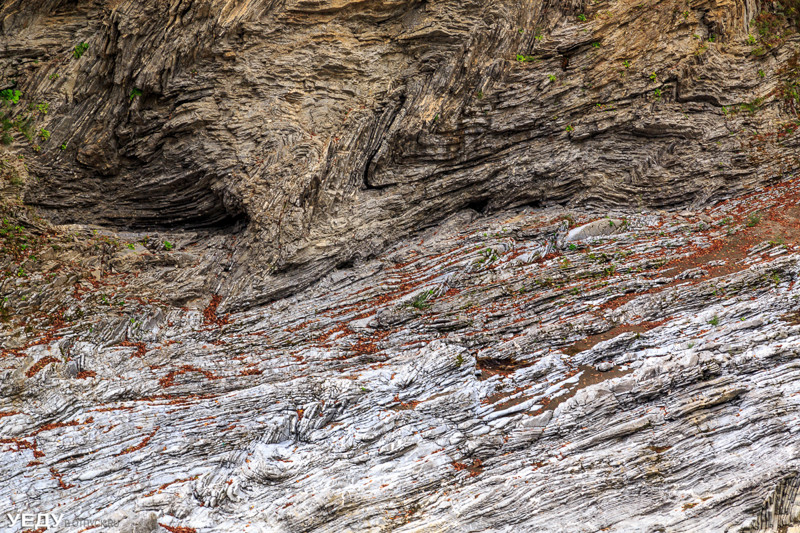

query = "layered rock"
[4,0,800,306]
[6,0,800,531]
[4,161,800,530]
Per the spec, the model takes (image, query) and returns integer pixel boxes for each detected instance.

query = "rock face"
[4,172,800,531]
[6,0,800,531]
[4,0,800,307]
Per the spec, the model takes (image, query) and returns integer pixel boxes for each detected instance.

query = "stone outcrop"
[5,0,800,531]
[4,0,800,307]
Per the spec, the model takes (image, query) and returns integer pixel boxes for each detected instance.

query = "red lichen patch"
[159,365,219,387]
[0,437,39,455]
[90,406,133,413]
[26,460,41,467]
[240,367,262,376]
[452,458,484,477]
[390,394,420,411]
[159,524,197,533]
[76,370,97,379]
[0,411,21,419]
[119,340,147,358]
[476,357,535,380]
[530,365,633,415]
[286,319,318,333]
[314,323,354,344]
[143,476,198,498]
[25,356,60,378]
[31,416,93,436]
[117,427,159,456]
[562,320,668,356]
[21,528,47,533]
[481,386,534,412]
[782,311,800,325]
[349,329,393,356]
[50,466,75,489]
[350,336,381,355]
[203,294,229,327]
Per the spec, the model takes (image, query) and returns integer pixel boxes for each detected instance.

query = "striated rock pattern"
[7,0,800,531]
[4,0,800,305]
[4,164,800,530]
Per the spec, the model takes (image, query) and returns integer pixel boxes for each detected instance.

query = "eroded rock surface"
[4,0,800,306]
[4,162,800,530]
[6,0,800,531]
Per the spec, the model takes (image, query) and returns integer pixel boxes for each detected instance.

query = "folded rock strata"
[2,168,800,531]
[5,0,800,531]
[4,0,800,306]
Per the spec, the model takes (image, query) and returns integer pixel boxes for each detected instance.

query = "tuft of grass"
[746,212,762,227]
[708,315,720,326]
[129,88,143,102]
[73,42,89,59]
[0,89,21,106]
[410,289,435,310]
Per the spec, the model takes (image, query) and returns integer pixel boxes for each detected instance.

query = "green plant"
[37,102,49,115]
[476,90,484,99]
[126,243,135,250]
[479,247,499,264]
[163,240,173,251]
[410,289,435,310]
[746,212,761,227]
[592,42,600,48]
[578,13,587,22]
[73,42,89,59]
[708,315,720,326]
[518,28,525,34]
[60,143,67,150]
[565,124,574,132]
[1,132,12,145]
[535,32,543,41]
[568,243,578,250]
[129,88,143,101]
[747,34,757,44]
[623,60,630,68]
[455,354,465,367]
[516,54,537,62]
[649,72,657,82]
[654,88,662,98]
[38,128,50,141]
[48,73,59,81]
[548,74,557,82]
[0,89,21,105]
